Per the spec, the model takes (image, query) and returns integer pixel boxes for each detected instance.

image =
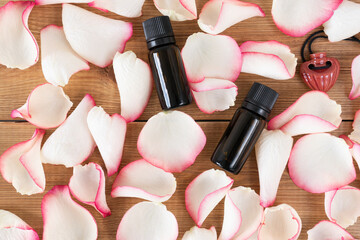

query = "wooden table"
[1,0,360,239]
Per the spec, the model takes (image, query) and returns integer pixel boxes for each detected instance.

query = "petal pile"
[349,55,360,100]
[288,133,355,193]
[255,129,293,207]
[42,94,96,167]
[62,4,132,67]
[219,186,263,240]
[271,0,342,37]
[112,159,176,202]
[0,210,39,239]
[258,204,301,240]
[185,169,233,227]
[153,0,197,21]
[198,0,264,34]
[69,163,111,217]
[240,40,297,80]
[137,110,206,172]
[0,129,45,195]
[116,201,178,240]
[113,51,153,122]
[11,83,73,129]
[87,106,127,176]
[42,185,97,240]
[89,0,146,18]
[0,1,38,69]
[268,91,342,136]
[182,226,217,240]
[325,186,360,228]
[323,0,360,42]
[307,220,354,240]
[41,25,89,87]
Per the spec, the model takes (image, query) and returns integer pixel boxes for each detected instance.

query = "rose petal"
[11,83,73,129]
[41,94,96,167]
[349,109,360,144]
[116,201,178,240]
[62,4,132,67]
[0,210,39,240]
[307,220,354,240]
[35,0,91,5]
[240,40,297,80]
[288,133,355,193]
[182,226,217,240]
[0,1,38,69]
[137,110,206,172]
[185,169,234,227]
[198,0,264,34]
[42,185,97,240]
[182,32,242,83]
[349,55,360,100]
[153,0,197,21]
[88,0,145,18]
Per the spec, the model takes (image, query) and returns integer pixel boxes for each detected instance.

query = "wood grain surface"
[0,0,360,239]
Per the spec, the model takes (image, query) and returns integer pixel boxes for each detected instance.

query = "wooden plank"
[0,0,360,121]
[0,121,359,239]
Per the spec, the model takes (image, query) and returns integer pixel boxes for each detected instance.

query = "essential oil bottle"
[211,82,279,174]
[142,16,192,110]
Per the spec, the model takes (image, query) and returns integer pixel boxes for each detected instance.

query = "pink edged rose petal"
[113,51,153,122]
[41,25,89,87]
[89,0,145,18]
[111,159,176,202]
[240,40,297,80]
[272,0,342,37]
[255,129,293,207]
[182,226,217,240]
[325,186,360,228]
[198,0,264,34]
[41,94,96,167]
[62,4,132,67]
[258,204,302,240]
[87,106,126,176]
[307,220,354,240]
[349,109,360,144]
[219,186,263,240]
[0,129,45,195]
[11,83,73,129]
[138,110,206,172]
[268,91,342,136]
[288,133,355,193]
[69,162,111,217]
[191,78,238,114]
[153,0,197,21]
[42,185,97,240]
[0,1,38,69]
[116,201,178,240]
[185,169,234,227]
[349,55,360,100]
[182,32,242,83]
[0,210,39,240]
[323,0,360,42]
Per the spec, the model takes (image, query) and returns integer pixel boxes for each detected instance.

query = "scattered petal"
[240,40,297,80]
[0,1,38,69]
[288,133,355,193]
[0,210,39,240]
[87,106,126,176]
[41,94,96,167]
[182,32,242,83]
[255,129,293,207]
[258,204,301,240]
[185,169,234,227]
[42,185,97,240]
[198,0,264,34]
[268,91,342,136]
[153,0,197,21]
[182,226,217,240]
[116,201,178,240]
[36,0,91,5]
[307,220,354,240]
[219,186,263,240]
[137,110,206,172]
[349,109,360,144]
[89,0,145,18]
[62,4,133,67]
[0,129,45,195]
[272,0,342,37]
[111,159,176,202]
[349,55,360,100]
[11,83,73,129]
[113,51,153,122]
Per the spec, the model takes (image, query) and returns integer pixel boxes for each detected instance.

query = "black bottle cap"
[142,16,176,49]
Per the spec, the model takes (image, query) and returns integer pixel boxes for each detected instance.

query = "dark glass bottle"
[211,82,279,174]
[142,16,192,110]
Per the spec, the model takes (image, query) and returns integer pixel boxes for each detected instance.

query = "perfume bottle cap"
[143,16,175,49]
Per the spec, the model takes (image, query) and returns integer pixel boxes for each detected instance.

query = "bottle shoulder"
[149,44,180,54]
